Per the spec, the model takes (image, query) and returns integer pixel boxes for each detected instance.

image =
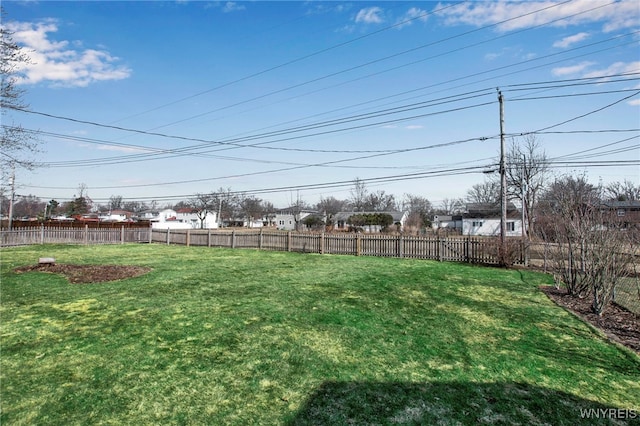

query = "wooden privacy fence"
[1,225,151,247]
[150,229,527,265]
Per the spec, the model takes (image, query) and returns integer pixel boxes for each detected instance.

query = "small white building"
[274,208,315,231]
[431,203,524,237]
[176,208,219,229]
[461,217,523,237]
[99,210,133,222]
[460,203,524,237]
[150,208,218,230]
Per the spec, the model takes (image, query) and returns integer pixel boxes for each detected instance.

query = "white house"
[274,208,315,231]
[431,215,462,231]
[175,208,219,229]
[149,208,217,230]
[461,203,523,237]
[98,210,133,222]
[431,204,524,237]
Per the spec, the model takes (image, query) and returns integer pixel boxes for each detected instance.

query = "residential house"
[431,215,462,232]
[461,203,523,237]
[601,200,640,229]
[175,208,219,229]
[432,203,523,237]
[150,209,192,230]
[98,209,133,222]
[331,211,408,233]
[274,208,315,231]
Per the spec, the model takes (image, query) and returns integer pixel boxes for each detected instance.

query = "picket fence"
[151,229,526,265]
[1,226,526,265]
[1,225,151,247]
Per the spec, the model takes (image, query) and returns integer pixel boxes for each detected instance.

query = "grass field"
[1,244,639,425]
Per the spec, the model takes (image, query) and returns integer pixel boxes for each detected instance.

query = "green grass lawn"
[1,244,638,425]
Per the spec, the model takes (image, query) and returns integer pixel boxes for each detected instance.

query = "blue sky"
[3,0,639,208]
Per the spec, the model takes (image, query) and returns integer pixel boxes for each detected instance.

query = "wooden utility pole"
[7,164,16,231]
[498,90,507,265]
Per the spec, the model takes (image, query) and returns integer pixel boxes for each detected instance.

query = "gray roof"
[602,200,640,209]
[332,211,407,222]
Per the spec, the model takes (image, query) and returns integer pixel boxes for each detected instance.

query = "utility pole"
[498,89,507,265]
[521,154,527,240]
[7,164,16,231]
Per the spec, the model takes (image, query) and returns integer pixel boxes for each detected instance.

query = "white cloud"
[551,61,595,76]
[628,99,640,106]
[583,61,640,78]
[222,2,246,13]
[355,7,384,24]
[405,125,424,130]
[96,145,148,153]
[6,20,131,87]
[552,60,639,79]
[395,7,429,29]
[436,0,639,33]
[553,32,590,48]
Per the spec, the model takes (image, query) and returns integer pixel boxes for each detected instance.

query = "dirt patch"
[541,286,639,353]
[14,263,151,284]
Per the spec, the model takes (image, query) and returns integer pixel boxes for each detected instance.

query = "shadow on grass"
[287,381,638,425]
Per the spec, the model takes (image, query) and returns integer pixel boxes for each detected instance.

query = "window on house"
[507,222,515,231]
[472,221,483,227]
[617,209,626,217]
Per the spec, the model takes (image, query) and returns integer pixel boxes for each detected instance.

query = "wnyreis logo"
[579,408,637,420]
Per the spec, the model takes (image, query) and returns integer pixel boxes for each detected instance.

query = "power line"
[19,73,636,168]
[108,2,463,126]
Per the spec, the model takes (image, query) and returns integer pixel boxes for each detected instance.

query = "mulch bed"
[541,286,639,353]
[14,263,151,284]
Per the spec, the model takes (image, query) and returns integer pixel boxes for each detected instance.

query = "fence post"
[287,231,292,252]
[438,238,443,262]
[320,232,325,255]
[40,224,45,245]
[397,234,404,258]
[208,229,212,247]
[84,224,89,245]
[120,226,125,244]
[149,225,153,244]
[166,229,171,245]
[231,230,236,249]
[186,229,191,247]
[466,236,470,263]
[356,234,361,256]
[259,229,263,250]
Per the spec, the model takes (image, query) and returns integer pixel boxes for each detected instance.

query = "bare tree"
[316,196,347,216]
[288,192,309,231]
[539,174,633,315]
[211,187,237,226]
[605,180,640,201]
[190,192,215,229]
[363,190,396,212]
[122,200,147,213]
[505,135,549,237]
[238,194,263,227]
[465,180,500,204]
[262,200,276,227]
[402,194,433,232]
[436,198,464,215]
[12,194,44,218]
[109,195,123,211]
[1,9,40,172]
[349,178,368,212]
